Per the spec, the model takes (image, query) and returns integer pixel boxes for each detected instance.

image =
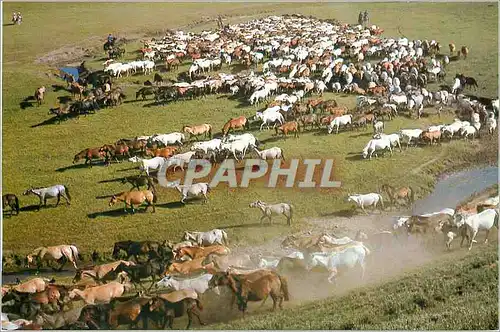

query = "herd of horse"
[2,13,499,330]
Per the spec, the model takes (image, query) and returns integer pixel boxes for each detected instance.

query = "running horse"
[182,124,212,141]
[112,240,167,262]
[221,116,250,136]
[380,184,415,208]
[26,244,80,272]
[2,194,20,216]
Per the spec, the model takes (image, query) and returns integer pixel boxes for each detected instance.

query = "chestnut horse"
[275,121,300,138]
[73,148,107,167]
[100,144,131,163]
[174,245,230,260]
[222,116,249,136]
[145,147,178,158]
[182,124,212,141]
[109,190,156,214]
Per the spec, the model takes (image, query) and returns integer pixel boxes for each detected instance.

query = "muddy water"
[412,166,498,215]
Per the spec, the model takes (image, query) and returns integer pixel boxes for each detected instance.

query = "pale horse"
[23,184,71,210]
[454,209,499,250]
[362,137,393,159]
[157,273,219,295]
[249,200,293,226]
[347,193,384,214]
[128,156,166,176]
[183,229,229,246]
[305,243,371,284]
[172,182,211,204]
[26,244,80,271]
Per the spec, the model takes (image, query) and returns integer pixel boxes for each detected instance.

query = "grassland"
[1,2,498,258]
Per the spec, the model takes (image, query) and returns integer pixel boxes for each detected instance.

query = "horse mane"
[29,247,45,257]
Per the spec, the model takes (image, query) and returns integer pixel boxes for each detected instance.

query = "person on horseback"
[358,11,363,26]
[363,10,369,26]
[107,34,115,45]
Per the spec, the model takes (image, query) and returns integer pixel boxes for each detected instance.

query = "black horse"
[457,74,478,90]
[121,175,156,191]
[112,240,169,262]
[2,194,20,216]
[114,259,167,290]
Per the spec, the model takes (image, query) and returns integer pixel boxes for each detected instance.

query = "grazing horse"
[249,201,293,226]
[109,190,156,214]
[222,116,249,136]
[182,124,212,141]
[380,184,415,207]
[34,86,46,106]
[26,244,80,271]
[73,148,107,167]
[2,194,20,216]
[23,185,71,210]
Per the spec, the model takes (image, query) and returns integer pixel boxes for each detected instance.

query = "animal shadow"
[87,208,139,219]
[56,162,108,172]
[156,201,185,209]
[57,96,73,104]
[20,96,35,109]
[216,222,265,229]
[319,208,356,218]
[51,84,69,93]
[31,116,65,128]
[345,153,364,161]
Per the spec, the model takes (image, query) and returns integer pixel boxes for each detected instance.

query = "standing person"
[107,33,114,44]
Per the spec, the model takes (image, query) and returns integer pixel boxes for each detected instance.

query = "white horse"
[399,129,423,147]
[249,200,293,225]
[190,138,222,154]
[249,88,270,106]
[305,244,370,283]
[183,229,229,246]
[372,133,402,152]
[373,121,385,135]
[256,111,284,131]
[152,132,185,146]
[128,156,165,176]
[220,140,250,161]
[174,183,211,204]
[157,273,218,295]
[455,209,499,250]
[23,185,71,209]
[253,147,285,160]
[347,193,384,214]
[362,138,393,159]
[327,114,352,134]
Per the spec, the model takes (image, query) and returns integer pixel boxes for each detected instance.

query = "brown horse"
[73,148,107,168]
[222,116,249,136]
[109,190,156,214]
[100,144,131,163]
[407,213,454,235]
[275,121,299,138]
[182,124,212,141]
[461,45,469,59]
[3,193,20,216]
[174,245,230,260]
[166,58,181,72]
[145,147,178,158]
[70,82,85,100]
[34,86,46,106]
[381,184,415,207]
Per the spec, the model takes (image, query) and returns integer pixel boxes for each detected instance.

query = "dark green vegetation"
[2,3,498,257]
[207,245,499,330]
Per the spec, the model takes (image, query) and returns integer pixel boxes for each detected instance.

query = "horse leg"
[260,214,267,224]
[56,194,61,207]
[484,229,490,244]
[468,230,478,250]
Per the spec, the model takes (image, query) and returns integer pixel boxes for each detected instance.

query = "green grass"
[206,245,499,330]
[1,3,498,256]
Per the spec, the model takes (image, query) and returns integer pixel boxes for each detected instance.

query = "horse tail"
[208,124,212,138]
[494,210,499,229]
[64,186,71,202]
[378,194,384,210]
[281,150,285,161]
[206,183,211,193]
[287,204,293,226]
[361,243,372,256]
[14,196,20,214]
[222,230,229,246]
[195,298,203,311]
[408,186,416,203]
[69,245,80,265]
[278,275,290,301]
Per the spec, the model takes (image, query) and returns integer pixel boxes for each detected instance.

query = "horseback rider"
[358,11,363,26]
[107,33,115,45]
[363,10,369,25]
